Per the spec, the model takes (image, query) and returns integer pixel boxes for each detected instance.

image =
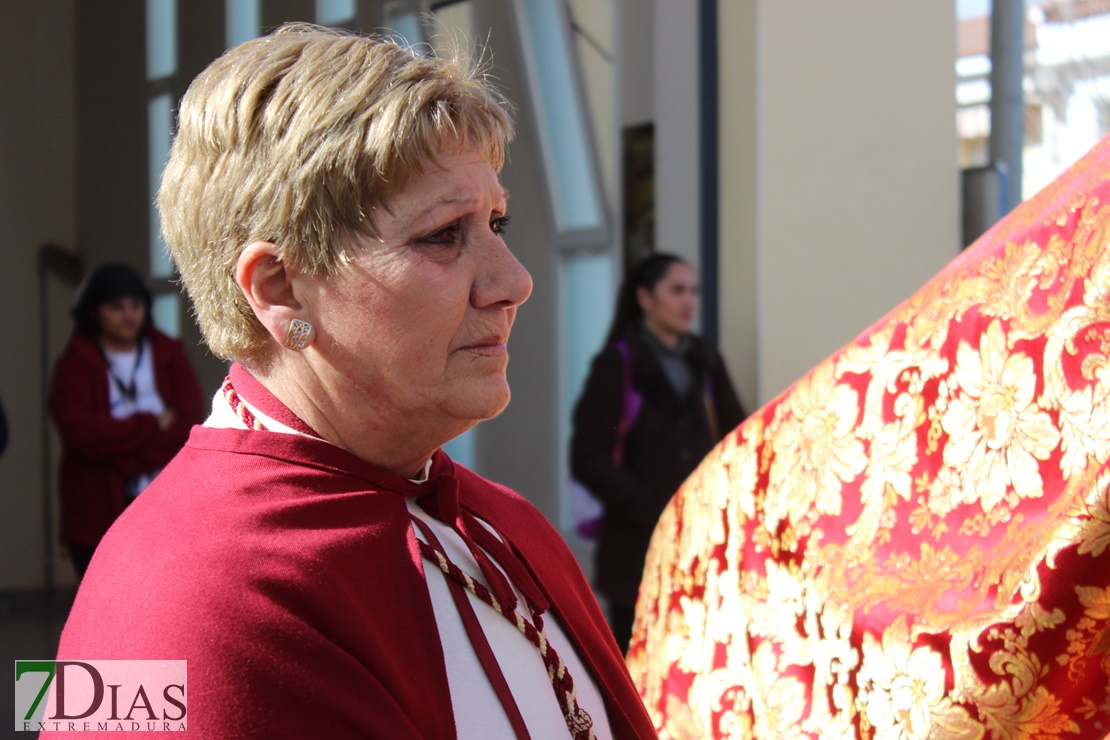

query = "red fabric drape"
[630,135,1110,738]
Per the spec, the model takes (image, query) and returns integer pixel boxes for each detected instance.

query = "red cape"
[49,367,655,738]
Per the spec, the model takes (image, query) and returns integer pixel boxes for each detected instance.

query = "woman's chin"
[452,380,511,423]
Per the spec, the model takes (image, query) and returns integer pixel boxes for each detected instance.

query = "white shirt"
[105,338,165,496]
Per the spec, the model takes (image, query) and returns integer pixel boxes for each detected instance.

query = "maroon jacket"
[48,328,204,546]
[49,366,657,738]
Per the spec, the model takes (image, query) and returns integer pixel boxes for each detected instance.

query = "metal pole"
[990,0,1025,212]
[699,0,720,346]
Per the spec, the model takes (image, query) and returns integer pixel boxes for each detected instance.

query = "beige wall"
[0,2,78,589]
[654,0,702,270]
[718,2,960,407]
[619,0,654,126]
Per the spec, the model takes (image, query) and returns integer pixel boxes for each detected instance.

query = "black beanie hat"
[72,264,153,336]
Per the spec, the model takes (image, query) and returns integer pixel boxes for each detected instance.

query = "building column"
[717,1,959,407]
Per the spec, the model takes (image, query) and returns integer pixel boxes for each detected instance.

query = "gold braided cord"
[418,537,596,740]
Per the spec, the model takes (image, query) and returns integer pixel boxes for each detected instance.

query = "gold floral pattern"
[627,135,1110,738]
[941,319,1060,517]
[858,617,977,740]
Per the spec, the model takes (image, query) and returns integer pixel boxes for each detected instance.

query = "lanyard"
[101,339,145,402]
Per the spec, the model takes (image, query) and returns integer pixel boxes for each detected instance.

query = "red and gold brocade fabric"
[627,136,1110,739]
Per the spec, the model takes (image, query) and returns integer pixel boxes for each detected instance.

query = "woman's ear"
[235,242,305,347]
[636,285,654,313]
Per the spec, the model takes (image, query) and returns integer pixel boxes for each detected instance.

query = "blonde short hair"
[158,23,514,366]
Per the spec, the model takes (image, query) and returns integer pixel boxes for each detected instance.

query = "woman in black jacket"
[571,253,745,652]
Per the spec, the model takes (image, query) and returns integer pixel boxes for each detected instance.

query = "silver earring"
[284,318,313,351]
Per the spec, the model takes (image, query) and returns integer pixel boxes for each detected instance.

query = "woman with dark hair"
[571,252,745,652]
[48,263,203,577]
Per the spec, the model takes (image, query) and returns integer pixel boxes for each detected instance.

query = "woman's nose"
[473,239,533,309]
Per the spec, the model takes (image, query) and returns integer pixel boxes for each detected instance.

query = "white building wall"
[716,2,960,406]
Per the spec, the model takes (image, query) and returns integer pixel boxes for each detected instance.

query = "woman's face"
[298,141,533,449]
[97,296,146,351]
[638,261,698,343]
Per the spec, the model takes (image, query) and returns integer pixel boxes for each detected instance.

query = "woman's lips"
[459,338,508,357]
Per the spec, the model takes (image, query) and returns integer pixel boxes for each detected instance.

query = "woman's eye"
[491,214,512,235]
[420,224,461,246]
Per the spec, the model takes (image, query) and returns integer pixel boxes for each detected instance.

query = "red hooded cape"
[48,365,655,738]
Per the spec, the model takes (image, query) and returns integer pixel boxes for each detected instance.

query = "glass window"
[441,431,476,471]
[148,94,175,278]
[317,0,356,26]
[146,0,177,80]
[559,251,614,528]
[514,0,604,236]
[385,2,424,48]
[151,293,182,339]
[227,0,261,47]
[146,2,180,321]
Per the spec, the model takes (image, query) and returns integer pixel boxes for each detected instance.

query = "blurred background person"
[572,252,745,652]
[48,263,203,577]
[49,25,655,738]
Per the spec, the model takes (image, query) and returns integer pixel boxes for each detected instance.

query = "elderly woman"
[51,24,654,739]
